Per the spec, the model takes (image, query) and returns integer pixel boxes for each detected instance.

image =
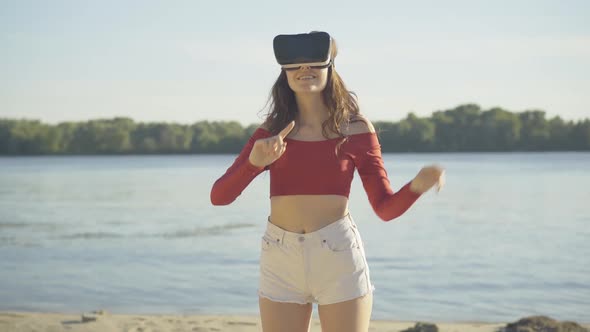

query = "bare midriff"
[269,195,349,234]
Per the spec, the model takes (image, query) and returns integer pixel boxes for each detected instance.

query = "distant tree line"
[0,104,588,155]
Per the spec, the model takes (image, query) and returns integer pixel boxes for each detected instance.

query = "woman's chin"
[292,85,325,94]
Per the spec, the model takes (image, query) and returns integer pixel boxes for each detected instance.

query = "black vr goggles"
[273,31,332,71]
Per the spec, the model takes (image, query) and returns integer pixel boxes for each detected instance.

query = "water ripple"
[52,223,256,240]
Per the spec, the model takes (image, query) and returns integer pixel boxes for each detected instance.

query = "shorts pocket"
[321,226,360,252]
[261,234,280,251]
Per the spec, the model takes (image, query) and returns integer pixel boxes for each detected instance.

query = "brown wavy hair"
[260,33,364,146]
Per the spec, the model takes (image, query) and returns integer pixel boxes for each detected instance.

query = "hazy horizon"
[1,102,588,127]
[1,0,589,126]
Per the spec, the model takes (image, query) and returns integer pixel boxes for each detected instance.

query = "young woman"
[210,31,445,332]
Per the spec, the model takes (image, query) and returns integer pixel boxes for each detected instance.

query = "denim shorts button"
[298,236,304,242]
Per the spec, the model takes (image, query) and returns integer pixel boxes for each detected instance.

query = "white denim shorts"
[258,213,375,305]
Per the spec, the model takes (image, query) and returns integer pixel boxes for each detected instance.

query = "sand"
[0,311,522,332]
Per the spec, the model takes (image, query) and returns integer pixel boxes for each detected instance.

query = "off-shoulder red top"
[210,128,421,221]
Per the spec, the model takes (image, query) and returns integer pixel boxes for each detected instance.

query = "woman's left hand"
[410,165,446,194]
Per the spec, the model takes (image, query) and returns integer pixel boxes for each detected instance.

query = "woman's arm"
[210,128,271,205]
[348,118,422,221]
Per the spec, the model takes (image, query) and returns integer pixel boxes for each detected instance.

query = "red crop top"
[210,128,422,221]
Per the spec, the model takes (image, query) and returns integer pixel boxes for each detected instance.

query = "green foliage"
[0,104,588,155]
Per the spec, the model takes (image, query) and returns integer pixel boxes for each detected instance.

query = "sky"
[1,0,589,126]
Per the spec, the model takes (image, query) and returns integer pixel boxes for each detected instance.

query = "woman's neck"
[295,93,330,130]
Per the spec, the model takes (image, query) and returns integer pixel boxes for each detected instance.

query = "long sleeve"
[351,133,422,221]
[210,128,272,205]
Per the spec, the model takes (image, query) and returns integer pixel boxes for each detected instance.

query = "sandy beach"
[0,311,532,332]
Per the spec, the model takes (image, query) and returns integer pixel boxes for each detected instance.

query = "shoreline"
[2,311,589,332]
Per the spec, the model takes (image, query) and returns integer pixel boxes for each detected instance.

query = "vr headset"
[273,31,332,71]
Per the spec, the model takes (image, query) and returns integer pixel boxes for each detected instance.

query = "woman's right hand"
[248,121,295,168]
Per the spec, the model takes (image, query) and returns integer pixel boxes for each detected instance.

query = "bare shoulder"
[345,114,376,135]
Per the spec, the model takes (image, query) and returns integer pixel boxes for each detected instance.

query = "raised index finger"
[277,121,295,140]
